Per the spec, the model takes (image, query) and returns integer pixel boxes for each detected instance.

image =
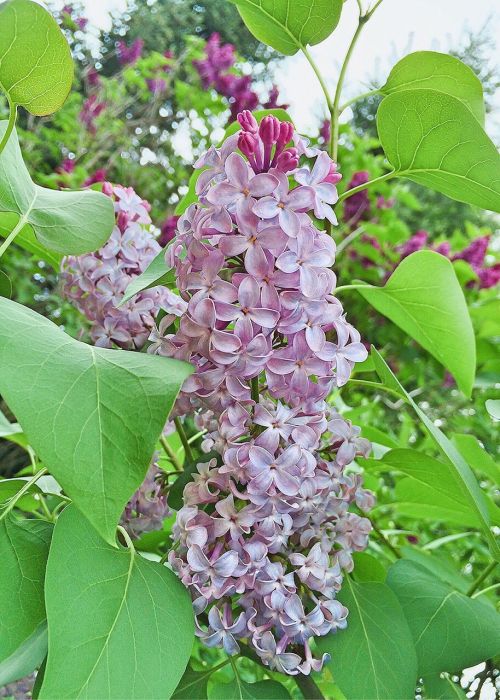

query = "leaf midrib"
[76,546,135,697]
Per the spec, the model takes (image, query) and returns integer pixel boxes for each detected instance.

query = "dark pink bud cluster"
[399,231,499,289]
[117,38,144,66]
[80,95,106,134]
[149,112,374,675]
[61,183,177,349]
[192,33,286,120]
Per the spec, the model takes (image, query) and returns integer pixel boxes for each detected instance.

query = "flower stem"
[160,434,182,471]
[467,561,497,597]
[0,210,29,260]
[174,416,194,464]
[345,378,406,402]
[331,17,366,162]
[336,226,365,254]
[0,468,48,522]
[370,520,401,559]
[0,96,17,158]
[337,170,396,205]
[334,283,369,294]
[251,376,260,404]
[339,88,381,114]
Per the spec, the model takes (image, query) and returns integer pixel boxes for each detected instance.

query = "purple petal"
[249,173,278,197]
[253,197,280,219]
[225,152,249,189]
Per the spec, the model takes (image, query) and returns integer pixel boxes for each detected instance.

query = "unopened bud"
[237,110,258,134]
[259,115,280,145]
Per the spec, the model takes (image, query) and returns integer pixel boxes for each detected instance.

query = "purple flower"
[343,170,370,226]
[207,152,278,215]
[196,605,247,655]
[61,183,168,350]
[253,171,315,238]
[276,229,335,298]
[247,445,302,496]
[294,151,339,224]
[154,111,373,677]
[117,38,144,66]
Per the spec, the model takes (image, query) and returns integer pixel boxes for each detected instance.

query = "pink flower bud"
[259,115,280,145]
[276,147,299,172]
[117,211,130,232]
[277,121,294,147]
[102,181,114,196]
[237,110,258,133]
[323,162,342,184]
[238,132,258,157]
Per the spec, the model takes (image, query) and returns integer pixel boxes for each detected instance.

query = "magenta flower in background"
[117,38,144,66]
[343,170,370,226]
[80,95,106,134]
[159,215,179,246]
[149,111,373,675]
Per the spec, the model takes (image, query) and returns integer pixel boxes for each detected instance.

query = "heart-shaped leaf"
[387,560,500,676]
[370,347,499,561]
[0,297,193,544]
[172,665,211,699]
[0,0,73,115]
[381,52,485,123]
[377,89,500,212]
[40,506,194,699]
[0,123,115,255]
[0,515,52,678]
[452,433,500,483]
[356,251,475,396]
[229,0,342,55]
[316,577,418,699]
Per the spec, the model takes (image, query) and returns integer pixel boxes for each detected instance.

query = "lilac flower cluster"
[61,183,174,349]
[117,38,144,66]
[150,111,373,675]
[120,458,170,539]
[193,33,287,120]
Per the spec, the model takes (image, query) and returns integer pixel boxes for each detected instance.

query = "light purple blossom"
[61,183,171,350]
[151,112,374,676]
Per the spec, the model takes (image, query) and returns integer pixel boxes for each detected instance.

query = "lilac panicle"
[151,110,374,675]
[61,183,175,350]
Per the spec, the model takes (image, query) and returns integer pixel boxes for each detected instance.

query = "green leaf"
[229,0,342,55]
[368,449,491,529]
[0,478,41,512]
[0,268,11,298]
[0,124,115,255]
[381,51,485,123]
[175,109,293,216]
[371,347,499,560]
[423,673,467,700]
[351,552,387,582]
[356,251,475,396]
[452,433,500,483]
[40,506,194,700]
[316,577,418,700]
[0,515,52,669]
[387,560,500,676]
[209,679,290,700]
[377,89,500,213]
[121,246,174,305]
[172,664,211,699]
[0,298,193,544]
[0,621,47,686]
[0,0,73,115]
[400,547,470,594]
[0,211,62,268]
